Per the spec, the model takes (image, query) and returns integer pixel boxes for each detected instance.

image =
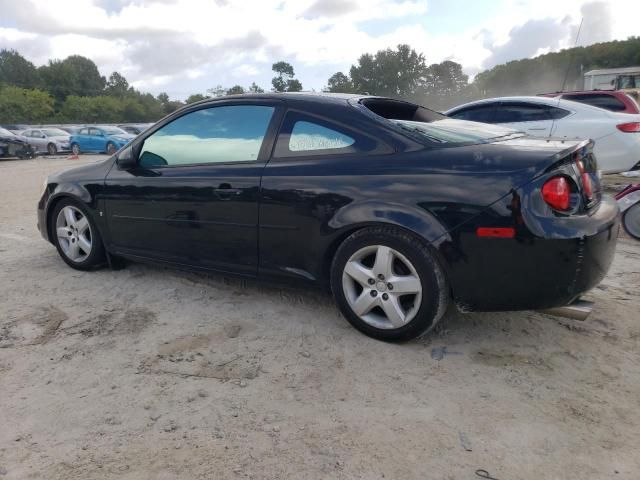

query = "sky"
[0,0,637,100]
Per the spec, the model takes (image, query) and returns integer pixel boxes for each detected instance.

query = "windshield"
[392,118,523,145]
[42,128,68,137]
[101,126,128,135]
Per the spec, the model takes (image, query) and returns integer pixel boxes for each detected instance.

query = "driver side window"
[139,104,275,168]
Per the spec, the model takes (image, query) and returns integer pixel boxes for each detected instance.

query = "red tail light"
[542,176,570,211]
[616,122,640,133]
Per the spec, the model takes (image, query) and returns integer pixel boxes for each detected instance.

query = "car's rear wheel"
[51,199,105,270]
[71,143,80,155]
[622,203,640,240]
[331,226,449,342]
[106,142,116,155]
[47,143,57,155]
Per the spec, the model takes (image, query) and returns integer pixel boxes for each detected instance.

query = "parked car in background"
[539,90,640,114]
[1,124,30,134]
[69,126,135,155]
[38,93,619,342]
[22,127,71,155]
[57,126,83,135]
[445,96,640,173]
[117,123,153,135]
[0,127,36,159]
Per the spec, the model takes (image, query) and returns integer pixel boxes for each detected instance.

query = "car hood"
[109,134,135,142]
[0,134,27,144]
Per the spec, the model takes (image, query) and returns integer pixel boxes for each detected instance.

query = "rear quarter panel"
[258,146,541,286]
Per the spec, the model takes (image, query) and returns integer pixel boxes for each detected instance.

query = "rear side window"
[449,105,496,123]
[274,112,380,157]
[289,121,355,152]
[493,103,553,123]
[562,93,626,112]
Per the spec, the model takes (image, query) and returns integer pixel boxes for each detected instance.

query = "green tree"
[248,82,265,93]
[349,44,428,97]
[58,95,121,123]
[207,85,226,97]
[0,49,39,89]
[226,85,246,95]
[156,91,183,115]
[38,55,105,101]
[271,61,303,92]
[185,93,208,104]
[0,86,54,122]
[325,72,354,93]
[105,71,130,97]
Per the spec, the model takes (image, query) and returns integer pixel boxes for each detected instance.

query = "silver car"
[22,128,71,155]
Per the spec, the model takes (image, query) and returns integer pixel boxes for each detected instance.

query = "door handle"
[527,127,547,131]
[213,184,242,199]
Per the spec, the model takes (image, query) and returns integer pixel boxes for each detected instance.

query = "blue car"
[70,126,135,155]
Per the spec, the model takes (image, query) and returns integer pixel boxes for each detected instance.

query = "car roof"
[187,91,372,109]
[445,95,610,115]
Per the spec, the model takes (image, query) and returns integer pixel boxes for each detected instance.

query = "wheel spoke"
[381,295,406,328]
[373,246,394,278]
[351,290,377,316]
[77,236,91,255]
[390,275,421,295]
[67,241,81,260]
[63,207,76,227]
[75,216,89,235]
[344,261,374,287]
[56,227,71,240]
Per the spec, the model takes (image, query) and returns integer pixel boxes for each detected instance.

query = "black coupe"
[37,93,619,341]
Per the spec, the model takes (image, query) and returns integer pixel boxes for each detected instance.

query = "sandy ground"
[1,155,639,480]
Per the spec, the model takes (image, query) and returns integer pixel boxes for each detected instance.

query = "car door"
[492,101,555,136]
[29,130,45,152]
[103,101,282,275]
[88,127,103,152]
[75,127,91,151]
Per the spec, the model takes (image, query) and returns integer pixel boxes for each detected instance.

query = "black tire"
[330,226,449,342]
[50,198,106,271]
[47,143,57,155]
[106,142,116,155]
[71,143,80,155]
[622,203,640,240]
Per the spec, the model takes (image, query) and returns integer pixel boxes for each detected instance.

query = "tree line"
[1,36,639,124]
[0,52,303,123]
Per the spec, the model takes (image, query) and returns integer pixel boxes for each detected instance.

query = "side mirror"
[41,134,46,138]
[116,145,137,169]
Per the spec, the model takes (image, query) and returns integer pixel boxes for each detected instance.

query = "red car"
[539,90,640,114]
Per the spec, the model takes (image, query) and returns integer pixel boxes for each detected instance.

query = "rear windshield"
[391,118,523,145]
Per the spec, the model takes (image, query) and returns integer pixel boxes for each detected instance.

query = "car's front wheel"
[71,143,80,156]
[47,143,57,155]
[106,142,117,155]
[51,199,105,270]
[331,226,449,342]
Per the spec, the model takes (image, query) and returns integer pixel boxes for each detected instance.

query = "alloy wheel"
[55,206,92,262]
[342,245,422,330]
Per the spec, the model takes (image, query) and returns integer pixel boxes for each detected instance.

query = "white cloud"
[0,0,635,97]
